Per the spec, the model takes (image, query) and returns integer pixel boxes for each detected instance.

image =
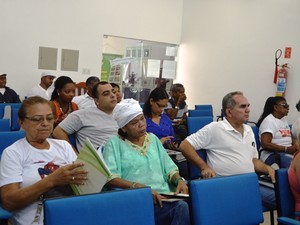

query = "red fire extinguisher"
[275,63,289,97]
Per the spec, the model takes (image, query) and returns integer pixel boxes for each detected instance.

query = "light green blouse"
[103,133,179,193]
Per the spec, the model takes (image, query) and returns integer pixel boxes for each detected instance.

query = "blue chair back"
[275,168,295,218]
[0,104,6,119]
[187,149,207,180]
[10,106,20,131]
[189,173,264,225]
[195,104,213,111]
[0,131,26,157]
[187,116,213,135]
[0,130,25,221]
[188,109,213,117]
[0,119,10,131]
[251,126,260,150]
[44,187,155,225]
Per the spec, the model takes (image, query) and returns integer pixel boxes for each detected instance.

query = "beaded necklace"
[125,133,151,156]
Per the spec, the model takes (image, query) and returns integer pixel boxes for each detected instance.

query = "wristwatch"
[175,106,180,110]
[175,177,185,186]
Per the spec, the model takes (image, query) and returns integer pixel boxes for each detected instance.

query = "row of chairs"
[0,103,21,131]
[43,172,265,225]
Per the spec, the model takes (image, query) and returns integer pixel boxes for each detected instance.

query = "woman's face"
[20,103,54,142]
[57,83,76,103]
[274,100,289,117]
[114,87,122,103]
[123,114,146,138]
[150,98,168,116]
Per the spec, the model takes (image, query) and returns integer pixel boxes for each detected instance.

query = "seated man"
[179,91,276,209]
[0,73,21,103]
[165,83,188,144]
[72,76,100,109]
[27,71,56,100]
[52,81,118,152]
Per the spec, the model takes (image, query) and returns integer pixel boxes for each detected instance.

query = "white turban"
[113,98,143,128]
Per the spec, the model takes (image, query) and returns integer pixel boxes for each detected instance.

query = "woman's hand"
[174,179,189,195]
[46,162,88,187]
[160,136,174,145]
[151,189,164,208]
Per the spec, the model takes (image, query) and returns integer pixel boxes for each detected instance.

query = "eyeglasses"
[25,115,55,123]
[277,103,289,109]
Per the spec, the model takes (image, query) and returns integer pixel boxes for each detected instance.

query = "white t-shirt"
[58,107,118,150]
[27,85,54,100]
[0,138,77,225]
[186,118,258,176]
[72,93,96,109]
[259,114,292,162]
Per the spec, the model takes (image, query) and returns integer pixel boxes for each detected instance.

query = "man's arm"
[52,126,78,154]
[179,140,216,178]
[253,158,275,183]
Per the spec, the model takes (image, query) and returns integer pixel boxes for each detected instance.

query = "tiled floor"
[261,211,277,225]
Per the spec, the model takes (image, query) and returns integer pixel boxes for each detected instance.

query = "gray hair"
[222,91,243,117]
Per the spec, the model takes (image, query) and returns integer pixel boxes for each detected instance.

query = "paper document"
[70,138,111,195]
[160,192,189,202]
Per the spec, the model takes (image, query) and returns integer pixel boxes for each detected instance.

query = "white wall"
[0,0,183,100]
[179,0,300,124]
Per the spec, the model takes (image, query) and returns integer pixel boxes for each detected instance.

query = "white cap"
[41,71,56,78]
[112,98,143,128]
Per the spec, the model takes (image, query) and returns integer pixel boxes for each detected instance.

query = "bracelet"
[131,182,137,189]
[174,177,185,186]
[284,146,288,153]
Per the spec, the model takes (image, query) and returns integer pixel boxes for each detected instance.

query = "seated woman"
[257,96,298,168]
[0,96,87,225]
[288,119,300,220]
[110,82,122,103]
[103,99,190,225]
[50,76,78,127]
[143,87,177,150]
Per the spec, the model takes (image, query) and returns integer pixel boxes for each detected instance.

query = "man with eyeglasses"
[0,73,21,103]
[52,82,118,153]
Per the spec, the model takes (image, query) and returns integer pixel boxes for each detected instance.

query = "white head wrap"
[112,98,143,128]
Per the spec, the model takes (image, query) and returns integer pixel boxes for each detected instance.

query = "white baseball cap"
[41,71,56,78]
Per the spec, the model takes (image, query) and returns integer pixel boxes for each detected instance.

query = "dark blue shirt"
[0,87,21,103]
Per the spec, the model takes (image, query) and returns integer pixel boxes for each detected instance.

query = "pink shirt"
[288,150,300,216]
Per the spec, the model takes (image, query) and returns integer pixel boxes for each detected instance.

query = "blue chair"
[68,133,77,150]
[0,119,10,131]
[275,168,300,224]
[44,187,155,225]
[186,116,212,179]
[251,125,261,151]
[189,173,264,225]
[0,131,26,156]
[194,104,213,111]
[10,107,20,131]
[187,149,207,179]
[0,130,25,223]
[187,116,213,135]
[0,104,6,119]
[188,109,213,117]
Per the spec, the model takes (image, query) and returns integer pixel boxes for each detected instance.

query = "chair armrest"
[277,216,300,225]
